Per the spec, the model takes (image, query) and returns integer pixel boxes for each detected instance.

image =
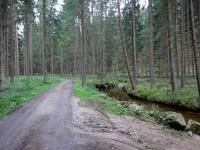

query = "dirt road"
[0,81,200,150]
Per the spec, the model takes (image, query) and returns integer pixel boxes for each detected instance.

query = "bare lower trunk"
[189,0,200,99]
[51,43,54,75]
[15,25,19,77]
[81,0,86,87]
[100,0,105,81]
[73,46,76,76]
[168,1,177,93]
[29,16,33,76]
[148,0,155,88]
[132,0,138,85]
[43,0,48,83]
[10,0,16,83]
[0,1,4,90]
[181,0,186,88]
[60,49,63,76]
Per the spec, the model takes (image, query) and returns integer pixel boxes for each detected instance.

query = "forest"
[0,0,200,149]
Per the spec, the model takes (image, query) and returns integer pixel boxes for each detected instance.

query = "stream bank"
[95,82,200,130]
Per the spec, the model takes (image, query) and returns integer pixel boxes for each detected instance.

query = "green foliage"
[74,80,132,116]
[0,76,60,119]
[135,86,199,110]
[163,128,186,138]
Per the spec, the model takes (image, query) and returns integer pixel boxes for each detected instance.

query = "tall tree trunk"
[60,49,63,76]
[92,36,95,77]
[5,17,9,79]
[100,0,105,81]
[168,0,177,93]
[148,0,155,88]
[189,0,200,99]
[43,0,48,83]
[175,1,180,79]
[73,45,76,76]
[51,41,54,75]
[186,0,190,77]
[81,0,86,87]
[25,1,33,77]
[0,0,4,90]
[181,0,186,88]
[132,0,138,85]
[15,26,19,76]
[91,0,95,78]
[117,0,135,90]
[9,0,16,83]
[29,16,33,76]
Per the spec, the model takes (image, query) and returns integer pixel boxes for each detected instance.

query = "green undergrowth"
[74,80,132,116]
[74,80,186,137]
[74,80,161,122]
[135,86,199,110]
[87,78,199,110]
[0,76,60,119]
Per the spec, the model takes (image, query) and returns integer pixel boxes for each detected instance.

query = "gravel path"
[0,81,200,150]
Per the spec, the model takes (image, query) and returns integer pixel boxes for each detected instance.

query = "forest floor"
[87,78,200,111]
[0,80,200,150]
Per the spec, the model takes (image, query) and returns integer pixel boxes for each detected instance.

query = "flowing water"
[106,89,200,123]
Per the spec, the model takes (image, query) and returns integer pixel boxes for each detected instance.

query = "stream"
[106,88,200,123]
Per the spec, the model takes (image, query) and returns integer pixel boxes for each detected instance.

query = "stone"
[186,120,200,135]
[117,83,127,89]
[162,112,186,130]
[187,131,193,137]
[129,103,144,112]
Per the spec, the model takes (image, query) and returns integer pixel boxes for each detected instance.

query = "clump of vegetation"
[0,76,60,119]
[74,80,132,116]
[75,80,187,137]
[163,128,186,138]
[135,86,199,110]
[75,80,161,122]
[92,78,200,110]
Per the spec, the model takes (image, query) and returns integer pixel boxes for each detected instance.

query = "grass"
[74,79,187,137]
[0,76,60,119]
[134,86,199,110]
[75,79,170,122]
[88,77,200,110]
[74,80,132,116]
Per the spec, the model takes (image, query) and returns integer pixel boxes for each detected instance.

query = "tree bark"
[15,26,19,76]
[189,0,200,99]
[181,0,186,88]
[168,0,177,93]
[91,0,96,78]
[51,40,54,75]
[81,0,86,87]
[100,0,105,81]
[60,49,63,76]
[73,45,76,76]
[9,0,16,83]
[0,0,4,90]
[132,0,138,85]
[43,0,48,83]
[148,0,155,88]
